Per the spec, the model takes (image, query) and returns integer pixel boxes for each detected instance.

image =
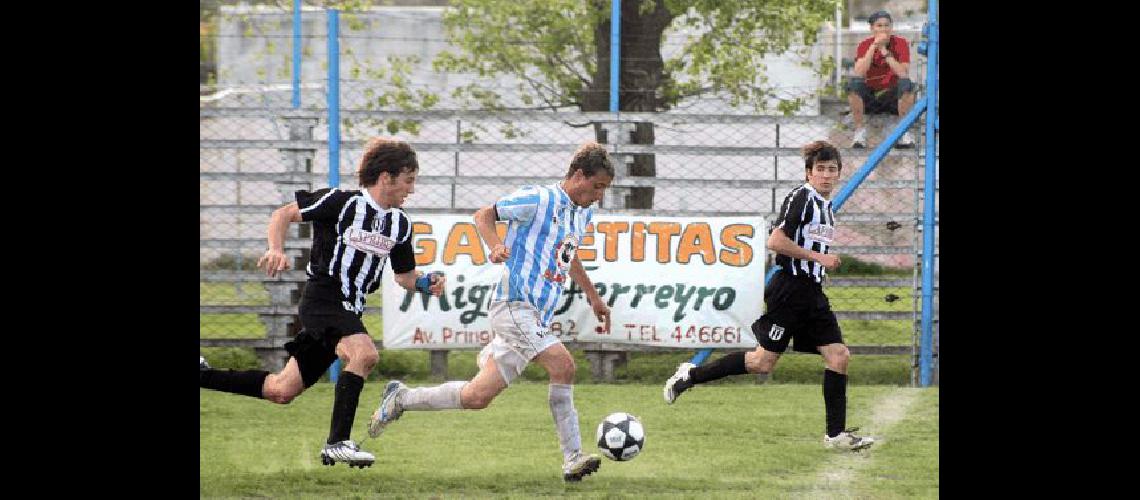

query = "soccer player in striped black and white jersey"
[200,138,446,468]
[369,142,615,482]
[663,140,875,452]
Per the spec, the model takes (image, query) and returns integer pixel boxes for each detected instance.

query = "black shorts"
[751,271,843,354]
[857,85,900,115]
[284,279,369,387]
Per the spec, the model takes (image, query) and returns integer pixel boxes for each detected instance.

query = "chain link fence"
[201,3,937,384]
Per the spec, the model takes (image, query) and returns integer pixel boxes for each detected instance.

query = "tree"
[206,1,836,207]
[433,0,837,208]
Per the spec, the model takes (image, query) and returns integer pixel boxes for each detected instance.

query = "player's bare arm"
[474,205,510,263]
[393,270,446,296]
[258,202,303,277]
[569,255,610,332]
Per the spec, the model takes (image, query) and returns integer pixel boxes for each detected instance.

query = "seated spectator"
[845,10,916,149]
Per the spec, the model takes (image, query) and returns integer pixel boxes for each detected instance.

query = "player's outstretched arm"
[569,256,610,332]
[474,205,510,263]
[257,202,302,277]
[393,270,446,296]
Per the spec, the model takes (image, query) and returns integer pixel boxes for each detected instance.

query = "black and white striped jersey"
[296,188,416,313]
[772,183,835,283]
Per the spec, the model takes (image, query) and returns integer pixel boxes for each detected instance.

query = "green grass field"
[200,382,938,498]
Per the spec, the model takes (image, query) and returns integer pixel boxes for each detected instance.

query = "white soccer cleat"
[562,451,602,482]
[368,380,407,438]
[824,427,875,451]
[320,440,374,468]
[851,127,868,148]
[663,362,695,404]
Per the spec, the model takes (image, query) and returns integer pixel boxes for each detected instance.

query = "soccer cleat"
[200,355,210,370]
[368,380,407,438]
[663,362,695,404]
[320,440,374,468]
[896,130,915,148]
[824,427,875,451]
[562,451,602,482]
[851,127,867,148]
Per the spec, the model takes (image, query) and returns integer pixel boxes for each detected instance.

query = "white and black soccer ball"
[595,412,645,461]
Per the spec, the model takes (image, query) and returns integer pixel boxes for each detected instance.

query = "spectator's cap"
[868,10,891,25]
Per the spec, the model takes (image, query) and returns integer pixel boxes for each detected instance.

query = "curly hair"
[565,141,616,179]
[801,140,842,180]
[357,137,419,187]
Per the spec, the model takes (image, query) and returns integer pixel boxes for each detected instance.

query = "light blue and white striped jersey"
[493,182,594,326]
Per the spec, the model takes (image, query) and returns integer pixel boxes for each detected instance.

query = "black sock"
[328,371,365,445]
[200,368,269,399]
[823,369,847,438]
[683,352,747,391]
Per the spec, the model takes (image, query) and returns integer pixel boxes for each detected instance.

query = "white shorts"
[477,300,561,385]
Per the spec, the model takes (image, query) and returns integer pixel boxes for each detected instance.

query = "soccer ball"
[595,412,644,461]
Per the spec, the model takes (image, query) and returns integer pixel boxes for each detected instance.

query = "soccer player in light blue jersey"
[369,142,615,481]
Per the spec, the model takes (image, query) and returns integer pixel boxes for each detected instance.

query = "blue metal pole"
[292,0,301,109]
[832,99,926,212]
[327,9,340,188]
[327,8,342,383]
[920,0,938,387]
[610,0,620,112]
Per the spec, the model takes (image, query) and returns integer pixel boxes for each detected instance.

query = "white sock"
[400,381,465,410]
[548,383,580,462]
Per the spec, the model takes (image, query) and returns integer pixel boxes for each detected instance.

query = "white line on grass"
[804,387,922,498]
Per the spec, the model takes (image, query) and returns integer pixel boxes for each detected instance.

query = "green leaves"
[439,0,595,110]
[666,0,835,113]
[437,0,838,114]
[210,0,840,135]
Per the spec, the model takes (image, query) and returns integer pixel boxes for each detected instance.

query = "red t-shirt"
[856,35,910,90]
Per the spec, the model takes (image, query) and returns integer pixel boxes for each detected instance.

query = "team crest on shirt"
[343,227,396,256]
[542,234,579,283]
[806,223,835,244]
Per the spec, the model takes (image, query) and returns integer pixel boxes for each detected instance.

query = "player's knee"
[746,349,779,374]
[341,344,379,372]
[824,346,850,370]
[355,350,380,370]
[744,352,761,373]
[463,390,496,410]
[757,357,778,374]
[268,393,296,405]
[264,382,300,405]
[551,357,576,382]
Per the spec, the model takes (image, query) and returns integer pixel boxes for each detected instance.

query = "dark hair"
[357,137,419,187]
[868,10,891,25]
[566,141,616,179]
[802,140,842,180]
